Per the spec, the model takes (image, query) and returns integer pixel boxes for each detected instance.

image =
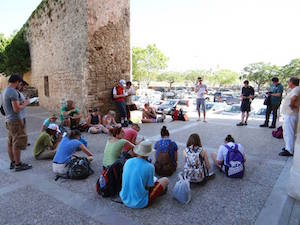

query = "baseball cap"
[47,124,61,133]
[119,79,126,87]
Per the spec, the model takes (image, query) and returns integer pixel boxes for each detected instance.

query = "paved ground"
[0,106,296,225]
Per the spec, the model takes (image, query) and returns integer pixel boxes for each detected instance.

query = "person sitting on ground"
[87,108,108,134]
[120,140,169,208]
[102,126,135,168]
[41,113,58,132]
[102,110,118,130]
[34,124,61,160]
[211,134,246,177]
[154,126,178,176]
[52,130,93,175]
[183,133,211,183]
[141,103,166,123]
[60,100,82,129]
[123,123,144,155]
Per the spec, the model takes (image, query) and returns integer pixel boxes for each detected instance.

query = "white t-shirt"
[196,84,207,99]
[216,142,245,166]
[125,87,136,105]
[281,86,300,116]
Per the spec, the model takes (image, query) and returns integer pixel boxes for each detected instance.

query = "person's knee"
[158,177,169,189]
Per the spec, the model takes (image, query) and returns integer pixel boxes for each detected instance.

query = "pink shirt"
[123,128,138,152]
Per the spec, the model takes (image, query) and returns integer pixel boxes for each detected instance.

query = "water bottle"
[99,175,106,188]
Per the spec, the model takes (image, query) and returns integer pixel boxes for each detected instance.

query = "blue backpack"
[224,144,244,178]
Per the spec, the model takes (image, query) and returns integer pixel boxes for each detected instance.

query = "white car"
[205,102,227,114]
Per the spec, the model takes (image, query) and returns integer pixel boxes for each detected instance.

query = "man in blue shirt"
[120,140,168,208]
[260,77,284,129]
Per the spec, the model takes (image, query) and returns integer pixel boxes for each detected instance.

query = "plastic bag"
[172,172,191,204]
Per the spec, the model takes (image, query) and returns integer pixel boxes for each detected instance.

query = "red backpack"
[272,126,283,139]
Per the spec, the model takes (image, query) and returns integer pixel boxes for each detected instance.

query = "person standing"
[237,80,255,126]
[260,77,284,128]
[125,81,136,124]
[2,74,32,171]
[195,77,208,122]
[113,79,128,127]
[279,77,300,156]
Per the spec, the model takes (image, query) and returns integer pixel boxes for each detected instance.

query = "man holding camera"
[260,77,284,129]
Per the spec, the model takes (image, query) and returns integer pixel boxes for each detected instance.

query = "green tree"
[132,44,168,86]
[157,71,182,89]
[0,28,31,76]
[242,62,280,92]
[211,69,239,87]
[0,34,9,73]
[280,59,300,83]
[184,70,209,85]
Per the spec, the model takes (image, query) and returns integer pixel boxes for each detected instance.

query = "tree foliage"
[280,59,300,84]
[210,69,239,87]
[132,44,168,85]
[0,28,31,76]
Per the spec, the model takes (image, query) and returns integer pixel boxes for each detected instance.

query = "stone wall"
[25,0,130,117]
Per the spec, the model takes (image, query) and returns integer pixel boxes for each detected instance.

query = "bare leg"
[14,149,21,165]
[245,112,249,123]
[8,143,14,162]
[203,110,206,122]
[241,112,245,123]
[141,118,154,123]
[197,109,201,121]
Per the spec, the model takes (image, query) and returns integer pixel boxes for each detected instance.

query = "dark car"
[156,99,190,115]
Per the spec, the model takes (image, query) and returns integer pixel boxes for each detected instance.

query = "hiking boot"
[260,124,268,127]
[236,122,244,126]
[279,150,293,157]
[15,162,32,172]
[10,161,15,170]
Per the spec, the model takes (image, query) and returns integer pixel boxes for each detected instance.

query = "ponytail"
[161,126,169,137]
[225,134,235,143]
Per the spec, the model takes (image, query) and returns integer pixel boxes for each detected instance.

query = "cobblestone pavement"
[0,107,290,225]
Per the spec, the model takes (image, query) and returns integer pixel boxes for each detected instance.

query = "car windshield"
[162,101,177,106]
[225,105,240,112]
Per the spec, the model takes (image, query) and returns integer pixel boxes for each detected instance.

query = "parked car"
[222,104,241,115]
[205,102,227,114]
[156,99,190,115]
[214,92,240,105]
[251,106,267,118]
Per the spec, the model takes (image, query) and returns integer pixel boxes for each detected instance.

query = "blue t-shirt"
[43,118,51,128]
[154,139,178,166]
[120,158,154,208]
[53,136,82,164]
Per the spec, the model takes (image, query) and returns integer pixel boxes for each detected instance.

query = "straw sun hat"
[134,140,154,157]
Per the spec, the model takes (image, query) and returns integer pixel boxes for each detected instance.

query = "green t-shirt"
[33,132,53,158]
[103,139,127,167]
[270,83,284,105]
[59,107,79,122]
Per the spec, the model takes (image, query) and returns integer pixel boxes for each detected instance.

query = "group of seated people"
[32,100,246,209]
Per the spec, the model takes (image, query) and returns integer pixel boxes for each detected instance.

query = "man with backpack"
[2,74,31,171]
[113,79,128,127]
[211,135,246,178]
[120,141,169,208]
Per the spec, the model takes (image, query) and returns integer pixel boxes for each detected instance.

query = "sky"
[1,0,300,72]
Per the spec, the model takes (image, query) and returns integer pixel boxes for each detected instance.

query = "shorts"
[196,98,206,112]
[52,162,68,175]
[241,101,251,112]
[116,102,127,118]
[6,120,27,150]
[148,181,164,206]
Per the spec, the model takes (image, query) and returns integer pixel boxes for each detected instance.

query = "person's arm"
[80,144,93,157]
[216,147,224,166]
[87,115,92,127]
[271,86,283,97]
[112,118,117,126]
[201,150,210,170]
[11,99,29,113]
[290,95,298,110]
[124,140,135,150]
[71,110,81,119]
[98,115,102,124]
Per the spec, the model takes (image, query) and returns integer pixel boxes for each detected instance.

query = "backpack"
[183,146,208,183]
[224,144,244,178]
[55,156,94,181]
[0,105,5,116]
[172,109,179,120]
[178,109,186,121]
[96,160,123,197]
[272,126,283,139]
[154,142,176,177]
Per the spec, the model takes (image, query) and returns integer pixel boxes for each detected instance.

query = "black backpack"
[55,156,94,181]
[96,160,123,197]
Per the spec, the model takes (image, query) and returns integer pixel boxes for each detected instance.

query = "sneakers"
[279,150,293,157]
[15,162,32,172]
[10,161,15,170]
[236,122,244,126]
[259,124,268,127]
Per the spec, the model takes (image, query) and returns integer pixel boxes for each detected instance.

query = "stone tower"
[25,0,130,116]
